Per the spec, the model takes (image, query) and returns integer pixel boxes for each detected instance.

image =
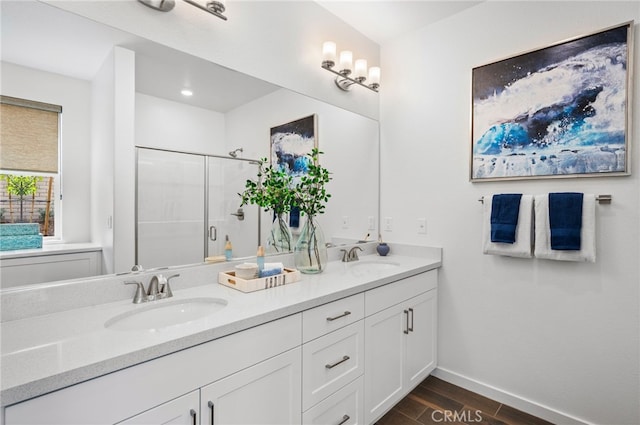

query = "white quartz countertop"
[1,251,440,407]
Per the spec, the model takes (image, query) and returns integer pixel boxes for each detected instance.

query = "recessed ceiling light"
[181,89,193,96]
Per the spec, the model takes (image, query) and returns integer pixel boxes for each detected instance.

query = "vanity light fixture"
[321,41,380,92]
[181,89,193,96]
[137,0,176,12]
[183,0,227,20]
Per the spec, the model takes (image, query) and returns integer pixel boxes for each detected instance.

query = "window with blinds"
[0,96,61,173]
[0,96,61,237]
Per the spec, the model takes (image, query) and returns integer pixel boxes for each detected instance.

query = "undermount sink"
[346,260,401,276]
[105,297,228,332]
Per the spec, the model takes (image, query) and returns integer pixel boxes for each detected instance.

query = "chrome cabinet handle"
[325,355,350,369]
[337,414,350,425]
[209,225,217,241]
[190,409,197,425]
[326,311,351,322]
[408,307,414,332]
[404,309,409,334]
[208,401,214,425]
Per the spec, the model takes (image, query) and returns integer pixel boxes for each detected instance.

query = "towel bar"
[478,194,612,204]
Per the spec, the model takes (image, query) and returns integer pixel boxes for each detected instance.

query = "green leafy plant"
[293,148,332,217]
[1,174,42,222]
[239,158,294,215]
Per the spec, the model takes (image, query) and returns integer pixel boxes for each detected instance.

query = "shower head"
[229,148,243,158]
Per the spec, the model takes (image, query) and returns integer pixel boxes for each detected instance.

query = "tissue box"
[0,234,43,251]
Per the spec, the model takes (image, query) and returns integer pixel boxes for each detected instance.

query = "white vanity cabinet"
[302,294,366,425]
[2,260,440,425]
[117,391,200,425]
[364,270,438,424]
[200,348,301,425]
[4,314,302,425]
[117,348,301,425]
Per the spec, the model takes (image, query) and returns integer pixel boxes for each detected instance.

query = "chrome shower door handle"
[209,225,217,241]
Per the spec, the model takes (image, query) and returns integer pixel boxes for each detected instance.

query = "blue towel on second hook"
[549,192,583,250]
[490,194,523,244]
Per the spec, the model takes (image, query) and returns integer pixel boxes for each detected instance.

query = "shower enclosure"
[135,147,260,269]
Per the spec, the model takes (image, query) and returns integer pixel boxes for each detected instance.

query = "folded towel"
[259,262,284,277]
[534,194,596,262]
[483,194,533,258]
[549,192,583,250]
[490,194,523,243]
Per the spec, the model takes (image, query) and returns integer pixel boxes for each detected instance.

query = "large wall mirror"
[0,0,379,281]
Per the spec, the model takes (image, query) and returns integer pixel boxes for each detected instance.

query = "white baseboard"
[432,367,592,425]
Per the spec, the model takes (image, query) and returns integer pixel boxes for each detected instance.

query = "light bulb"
[368,67,381,86]
[322,41,337,67]
[339,51,353,75]
[354,59,367,81]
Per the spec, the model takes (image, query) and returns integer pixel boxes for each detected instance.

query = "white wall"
[380,2,639,424]
[1,61,92,243]
[91,51,116,273]
[135,93,226,154]
[91,47,136,274]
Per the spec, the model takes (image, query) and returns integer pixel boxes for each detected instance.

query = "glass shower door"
[137,149,206,269]
[207,157,261,259]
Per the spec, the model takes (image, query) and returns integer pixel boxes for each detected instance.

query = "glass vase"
[294,216,328,274]
[266,213,293,254]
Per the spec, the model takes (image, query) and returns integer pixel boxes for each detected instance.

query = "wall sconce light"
[137,0,176,12]
[321,41,380,92]
[183,0,227,20]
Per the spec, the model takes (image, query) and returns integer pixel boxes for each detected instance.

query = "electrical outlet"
[368,216,375,230]
[384,217,393,231]
[417,218,427,234]
[342,216,349,229]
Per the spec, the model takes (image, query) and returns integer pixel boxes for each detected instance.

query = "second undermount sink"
[346,260,401,276]
[105,297,228,332]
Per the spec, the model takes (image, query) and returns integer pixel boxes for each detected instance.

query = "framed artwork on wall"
[270,114,318,186]
[471,21,634,181]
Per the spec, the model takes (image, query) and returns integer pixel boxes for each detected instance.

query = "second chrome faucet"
[125,273,180,304]
[341,246,363,262]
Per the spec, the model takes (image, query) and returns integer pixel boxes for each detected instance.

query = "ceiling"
[315,1,483,44]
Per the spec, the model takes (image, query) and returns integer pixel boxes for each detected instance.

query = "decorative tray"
[218,268,301,293]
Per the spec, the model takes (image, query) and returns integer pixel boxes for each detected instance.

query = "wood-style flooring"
[375,376,555,425]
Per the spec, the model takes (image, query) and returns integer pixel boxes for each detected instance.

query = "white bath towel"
[482,194,533,258]
[534,194,596,262]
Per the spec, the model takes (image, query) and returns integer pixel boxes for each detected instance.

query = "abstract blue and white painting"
[270,114,317,186]
[471,22,632,180]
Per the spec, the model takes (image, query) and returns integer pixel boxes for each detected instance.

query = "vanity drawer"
[302,376,364,425]
[303,293,364,343]
[365,270,437,316]
[302,321,364,411]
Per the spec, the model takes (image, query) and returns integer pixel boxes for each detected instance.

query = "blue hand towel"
[549,192,583,250]
[490,194,523,244]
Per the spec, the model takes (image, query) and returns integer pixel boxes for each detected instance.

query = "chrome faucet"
[341,246,363,262]
[125,273,180,304]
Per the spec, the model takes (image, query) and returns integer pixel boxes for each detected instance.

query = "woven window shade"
[1,96,61,173]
